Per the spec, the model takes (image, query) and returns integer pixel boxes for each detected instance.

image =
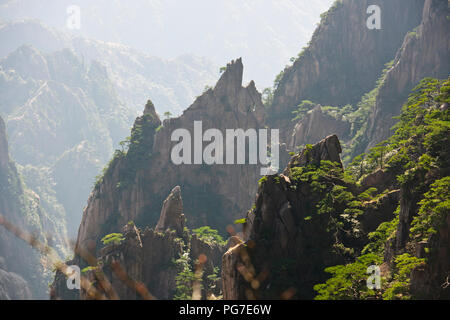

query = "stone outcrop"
[410,212,450,299]
[284,134,343,174]
[288,105,351,151]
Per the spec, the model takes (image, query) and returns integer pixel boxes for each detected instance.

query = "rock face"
[223,136,356,299]
[75,58,267,258]
[267,0,449,159]
[364,0,450,149]
[222,134,409,299]
[0,115,55,299]
[284,134,343,173]
[270,0,424,130]
[52,186,225,300]
[0,44,135,237]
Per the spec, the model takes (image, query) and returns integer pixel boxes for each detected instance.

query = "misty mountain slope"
[0,20,218,115]
[269,0,425,122]
[0,45,135,236]
[0,0,334,88]
[0,115,69,299]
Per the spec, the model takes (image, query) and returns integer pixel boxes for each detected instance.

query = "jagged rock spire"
[143,99,159,119]
[214,58,244,98]
[155,186,185,237]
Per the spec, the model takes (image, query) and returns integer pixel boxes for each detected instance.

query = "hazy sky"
[0,0,335,88]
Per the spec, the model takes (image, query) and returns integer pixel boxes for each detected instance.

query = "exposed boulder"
[364,0,450,149]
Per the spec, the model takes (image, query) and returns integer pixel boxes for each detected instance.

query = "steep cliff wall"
[222,135,395,299]
[364,0,450,149]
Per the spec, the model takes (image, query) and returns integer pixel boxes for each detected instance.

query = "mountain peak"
[284,134,343,174]
[214,58,244,96]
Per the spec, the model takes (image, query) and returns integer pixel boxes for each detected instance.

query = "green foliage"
[163,111,173,119]
[81,266,98,273]
[101,233,125,246]
[362,210,399,256]
[314,254,382,300]
[234,218,247,225]
[292,100,316,121]
[289,160,362,255]
[258,176,268,188]
[290,160,346,188]
[206,267,220,288]
[192,226,226,246]
[410,177,450,242]
[173,251,201,300]
[357,187,378,201]
[347,77,449,182]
